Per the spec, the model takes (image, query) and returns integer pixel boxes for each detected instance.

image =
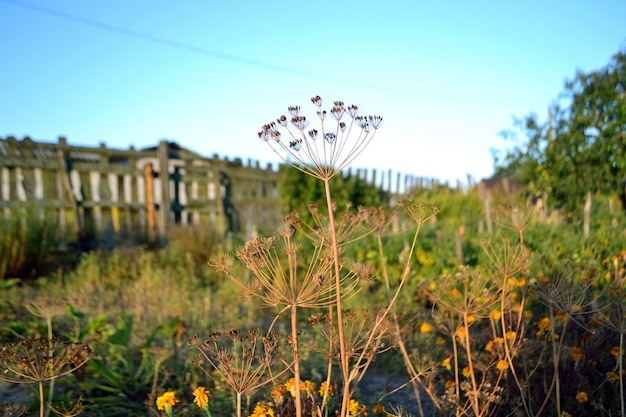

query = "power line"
[1,0,545,106]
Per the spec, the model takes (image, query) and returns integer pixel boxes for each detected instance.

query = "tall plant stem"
[323,178,350,417]
[38,380,45,417]
[291,304,303,417]
[617,326,624,417]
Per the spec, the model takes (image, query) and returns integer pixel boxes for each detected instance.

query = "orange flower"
[569,346,583,361]
[372,404,385,415]
[436,337,446,346]
[611,346,623,357]
[505,331,516,341]
[444,380,456,389]
[420,322,434,333]
[575,392,588,403]
[490,309,501,321]
[496,360,509,371]
[606,372,620,382]
[485,340,495,353]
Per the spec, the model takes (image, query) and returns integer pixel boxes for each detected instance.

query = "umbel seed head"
[258,95,382,180]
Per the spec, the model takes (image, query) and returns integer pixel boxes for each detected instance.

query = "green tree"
[494,49,626,216]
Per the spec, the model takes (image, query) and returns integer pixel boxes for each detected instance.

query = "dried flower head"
[258,96,382,180]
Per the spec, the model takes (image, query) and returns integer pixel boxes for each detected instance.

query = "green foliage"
[495,48,626,216]
[278,164,390,217]
[0,205,57,280]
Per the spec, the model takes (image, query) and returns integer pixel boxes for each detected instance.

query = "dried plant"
[0,338,94,417]
[189,329,286,417]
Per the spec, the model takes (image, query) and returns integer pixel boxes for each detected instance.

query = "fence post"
[157,140,170,245]
[145,163,156,246]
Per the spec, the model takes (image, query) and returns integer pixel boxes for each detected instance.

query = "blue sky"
[1,0,625,186]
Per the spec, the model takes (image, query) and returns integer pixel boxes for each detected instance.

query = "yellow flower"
[156,391,179,413]
[444,380,456,389]
[318,381,334,397]
[193,386,210,409]
[348,399,367,416]
[611,346,623,357]
[606,371,620,382]
[455,326,467,338]
[537,317,552,332]
[562,412,572,417]
[496,360,509,371]
[485,340,495,353]
[505,331,516,341]
[436,337,446,346]
[462,367,471,378]
[249,404,275,417]
[575,391,588,403]
[450,288,461,299]
[441,357,452,370]
[284,378,297,397]
[569,346,583,361]
[420,322,434,333]
[303,380,315,394]
[490,309,501,321]
[466,315,476,324]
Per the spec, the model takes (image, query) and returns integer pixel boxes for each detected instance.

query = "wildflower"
[505,331,516,341]
[606,371,620,382]
[156,391,179,416]
[372,403,385,415]
[462,366,472,378]
[537,317,552,332]
[318,380,334,397]
[455,326,467,338]
[420,322,434,333]
[450,288,461,299]
[611,346,623,357]
[466,315,476,324]
[575,391,588,403]
[303,380,315,394]
[271,386,287,406]
[485,340,495,353]
[193,386,210,410]
[569,346,583,361]
[349,399,367,416]
[496,360,509,371]
[444,380,456,389]
[249,404,275,417]
[441,357,452,370]
[285,378,297,397]
[561,412,572,417]
[436,337,446,346]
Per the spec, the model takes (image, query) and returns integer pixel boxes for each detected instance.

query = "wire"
[1,0,545,106]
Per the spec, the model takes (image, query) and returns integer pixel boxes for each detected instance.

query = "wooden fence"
[0,136,449,250]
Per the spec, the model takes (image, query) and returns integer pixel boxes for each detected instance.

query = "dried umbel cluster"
[258,96,383,180]
[0,337,94,384]
[188,329,285,398]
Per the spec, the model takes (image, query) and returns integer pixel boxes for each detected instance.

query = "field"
[1,182,625,417]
